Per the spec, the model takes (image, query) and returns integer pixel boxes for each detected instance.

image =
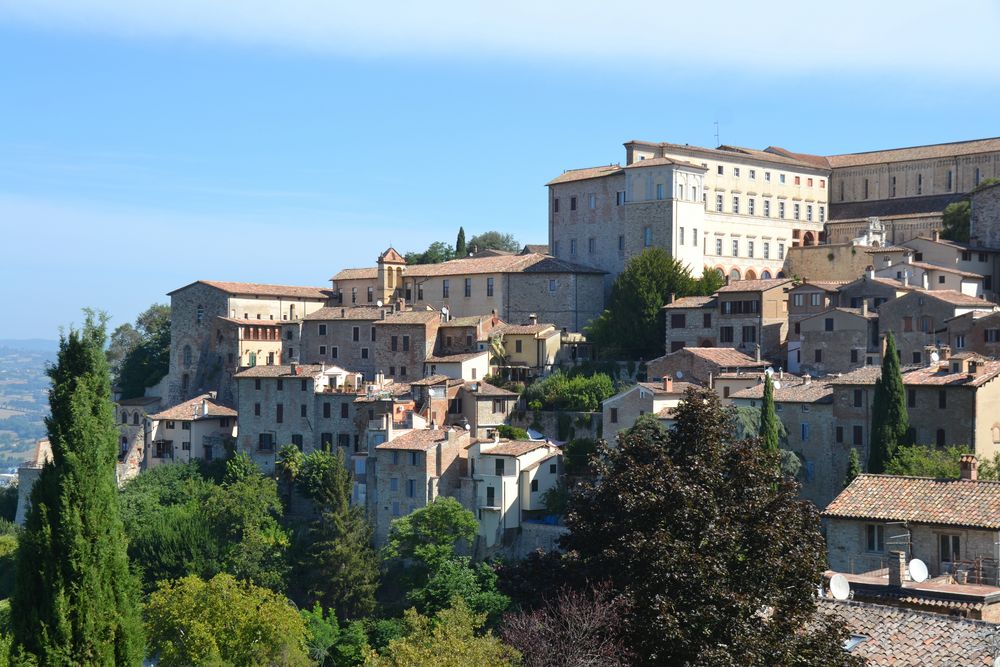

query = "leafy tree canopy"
[366,599,520,667]
[522,370,616,412]
[559,388,857,664]
[468,231,520,254]
[404,241,455,266]
[384,496,477,566]
[586,248,721,359]
[886,444,973,478]
[146,573,311,667]
[300,603,369,667]
[110,303,171,399]
[868,332,909,473]
[455,227,467,258]
[941,178,1000,242]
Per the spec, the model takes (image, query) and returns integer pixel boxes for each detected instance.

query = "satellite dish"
[773,381,782,390]
[675,370,684,379]
[930,351,940,363]
[441,306,449,315]
[765,367,775,377]
[376,300,383,307]
[464,423,471,431]
[829,574,851,600]
[909,558,928,583]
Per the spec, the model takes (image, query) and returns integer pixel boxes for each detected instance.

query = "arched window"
[745,269,757,280]
[181,373,190,392]
[992,425,1000,444]
[121,411,128,424]
[761,270,772,279]
[183,345,192,367]
[133,413,140,426]
[196,305,204,323]
[777,271,786,278]
[730,268,742,281]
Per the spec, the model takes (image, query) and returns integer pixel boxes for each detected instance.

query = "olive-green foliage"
[586,249,723,359]
[120,459,289,593]
[0,487,17,523]
[300,604,369,667]
[294,450,378,621]
[759,375,780,455]
[366,599,520,667]
[112,303,171,400]
[146,573,311,667]
[844,448,862,488]
[941,178,1000,243]
[885,445,972,479]
[522,371,615,412]
[496,425,530,441]
[404,241,455,265]
[467,231,520,254]
[869,332,909,474]
[12,311,145,665]
[0,531,17,600]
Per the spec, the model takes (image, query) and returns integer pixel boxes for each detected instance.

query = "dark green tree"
[13,311,145,664]
[940,178,1000,242]
[759,374,779,455]
[868,331,909,474]
[404,241,455,265]
[113,303,171,399]
[455,227,467,258]
[586,248,700,359]
[885,444,971,478]
[844,448,862,488]
[467,231,520,253]
[560,390,858,665]
[296,450,378,620]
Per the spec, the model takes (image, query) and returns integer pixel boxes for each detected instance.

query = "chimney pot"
[664,377,673,392]
[866,265,875,280]
[961,454,979,481]
[889,550,906,587]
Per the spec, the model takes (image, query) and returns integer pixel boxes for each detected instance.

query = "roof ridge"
[828,136,1000,158]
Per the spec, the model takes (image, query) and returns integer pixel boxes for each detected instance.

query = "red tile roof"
[375,428,464,451]
[493,322,557,336]
[816,599,998,666]
[716,278,793,293]
[827,136,1000,168]
[654,347,769,368]
[480,439,552,457]
[663,296,716,309]
[730,378,833,403]
[149,394,237,421]
[303,306,383,321]
[622,156,705,171]
[234,364,324,378]
[331,253,603,282]
[545,164,623,185]
[823,473,1000,529]
[168,280,330,300]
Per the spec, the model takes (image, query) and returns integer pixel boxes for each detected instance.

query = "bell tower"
[376,247,406,304]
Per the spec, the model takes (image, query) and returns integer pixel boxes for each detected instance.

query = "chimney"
[889,550,906,588]
[340,308,345,317]
[866,265,875,280]
[939,345,951,360]
[289,362,297,376]
[924,345,937,367]
[663,377,673,392]
[861,300,868,317]
[754,343,761,362]
[921,272,929,290]
[376,370,385,387]
[960,454,979,481]
[933,229,941,242]
[804,375,812,386]
[902,272,909,287]
[667,292,676,305]
[380,309,387,320]
[202,399,209,417]
[529,313,538,326]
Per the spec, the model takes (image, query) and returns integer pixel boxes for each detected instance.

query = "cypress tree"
[844,448,862,488]
[12,311,144,665]
[759,373,779,455]
[455,227,467,257]
[868,331,909,474]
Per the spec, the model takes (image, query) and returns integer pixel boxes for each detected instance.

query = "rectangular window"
[716,194,723,212]
[402,335,410,351]
[548,279,557,292]
[588,237,596,254]
[553,198,559,213]
[806,204,813,221]
[679,227,685,246]
[258,433,274,451]
[734,167,741,177]
[703,313,712,328]
[406,479,416,498]
[793,293,804,307]
[853,389,863,407]
[866,524,885,552]
[409,451,418,466]
[747,240,754,258]
[300,404,307,418]
[763,242,770,259]
[748,198,755,216]
[670,313,686,329]
[852,425,863,446]
[443,279,450,298]
[692,228,697,247]
[464,278,472,298]
[616,191,625,205]
[732,239,739,257]
[732,195,739,214]
[486,486,496,506]
[254,402,261,416]
[763,200,770,217]
[955,334,966,349]
[940,534,961,562]
[907,389,916,408]
[939,390,947,409]
[825,317,835,332]
[487,277,494,297]
[644,227,652,247]
[391,335,398,352]
[319,345,327,356]
[987,329,1000,343]
[801,423,810,441]
[352,326,359,342]
[323,402,331,418]
[392,501,400,517]
[495,458,505,475]
[715,238,723,255]
[515,339,523,353]
[814,349,822,363]
[794,203,800,220]
[835,426,844,443]
[618,235,625,253]
[794,176,801,185]
[371,326,377,342]
[276,404,283,423]
[719,327,734,343]
[277,379,283,391]
[361,348,369,359]
[780,174,786,184]
[749,169,756,179]
[570,196,577,211]
[765,172,771,181]
[819,206,825,222]
[742,326,756,343]
[778,243,785,260]
[778,201,785,219]
[390,477,398,492]
[718,165,724,175]
[610,407,618,424]
[588,193,596,209]
[851,349,859,363]
[656,183,664,200]
[570,239,577,255]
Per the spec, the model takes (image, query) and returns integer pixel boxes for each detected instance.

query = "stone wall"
[506,272,605,333]
[972,183,1000,248]
[784,243,873,282]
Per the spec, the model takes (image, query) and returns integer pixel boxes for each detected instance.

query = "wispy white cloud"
[1,0,998,75]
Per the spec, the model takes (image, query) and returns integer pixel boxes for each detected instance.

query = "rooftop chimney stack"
[933,229,941,242]
[861,300,868,317]
[663,377,673,392]
[960,454,979,481]
[889,550,906,588]
[939,345,951,361]
[290,362,297,376]
[529,313,538,326]
[902,272,909,287]
[866,265,875,280]
[921,272,929,290]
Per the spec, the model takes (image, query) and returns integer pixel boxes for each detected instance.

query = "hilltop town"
[15,134,1000,664]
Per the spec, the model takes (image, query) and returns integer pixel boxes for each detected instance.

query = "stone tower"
[376,247,406,304]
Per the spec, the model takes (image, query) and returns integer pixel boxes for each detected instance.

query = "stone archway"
[729,268,742,281]
[761,270,772,279]
[745,269,757,280]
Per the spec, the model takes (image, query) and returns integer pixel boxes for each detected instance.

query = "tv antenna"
[714,120,720,147]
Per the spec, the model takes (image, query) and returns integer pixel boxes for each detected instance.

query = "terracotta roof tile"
[827,136,1000,168]
[636,381,700,396]
[627,140,830,171]
[424,351,488,363]
[823,473,1000,529]
[234,364,324,378]
[168,280,330,300]
[545,165,623,185]
[622,156,706,171]
[730,378,833,403]
[331,253,603,283]
[652,347,770,368]
[463,381,518,397]
[816,599,997,666]
[480,439,552,457]
[493,322,557,336]
[303,306,383,321]
[663,296,716,309]
[716,278,793,293]
[375,428,464,451]
[374,310,440,325]
[149,394,237,421]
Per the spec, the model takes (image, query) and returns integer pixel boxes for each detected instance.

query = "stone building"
[436,315,502,355]
[146,394,236,469]
[872,253,985,298]
[730,377,842,508]
[715,278,792,360]
[797,307,880,376]
[423,351,490,382]
[369,426,470,545]
[601,378,695,444]
[781,243,873,282]
[836,271,912,312]
[548,141,830,291]
[331,248,605,333]
[945,311,1000,358]
[663,296,717,352]
[289,305,382,378]
[826,137,1000,245]
[787,281,844,335]
[373,310,440,383]
[468,437,561,549]
[15,438,51,525]
[823,460,1000,593]
[971,181,1000,248]
[115,396,161,461]
[903,233,999,297]
[455,381,520,440]
[166,280,330,405]
[829,353,1000,459]
[490,321,561,379]
[877,290,997,365]
[647,346,769,386]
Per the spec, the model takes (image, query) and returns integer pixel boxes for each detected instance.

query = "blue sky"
[2,1,1000,339]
